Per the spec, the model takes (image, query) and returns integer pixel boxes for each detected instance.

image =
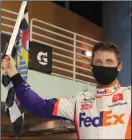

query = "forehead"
[93,50,117,60]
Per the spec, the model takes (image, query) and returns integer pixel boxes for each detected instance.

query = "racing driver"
[2,42,131,139]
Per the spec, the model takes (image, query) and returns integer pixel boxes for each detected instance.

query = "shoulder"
[120,86,131,95]
[128,86,131,90]
[122,86,131,91]
[76,91,95,98]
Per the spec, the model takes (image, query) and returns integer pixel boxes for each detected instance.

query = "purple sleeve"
[10,73,66,119]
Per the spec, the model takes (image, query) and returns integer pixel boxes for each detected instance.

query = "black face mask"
[91,64,119,85]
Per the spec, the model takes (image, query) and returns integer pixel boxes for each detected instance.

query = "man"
[2,42,131,139]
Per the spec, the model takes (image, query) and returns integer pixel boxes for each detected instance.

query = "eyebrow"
[106,58,113,61]
[94,59,101,62]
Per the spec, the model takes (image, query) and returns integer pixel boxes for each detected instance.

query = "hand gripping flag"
[2,1,29,137]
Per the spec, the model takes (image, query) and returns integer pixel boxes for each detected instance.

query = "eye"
[95,60,101,65]
[107,60,113,64]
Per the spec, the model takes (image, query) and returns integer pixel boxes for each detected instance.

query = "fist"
[2,56,18,77]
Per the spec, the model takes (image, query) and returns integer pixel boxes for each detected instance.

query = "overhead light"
[85,51,92,57]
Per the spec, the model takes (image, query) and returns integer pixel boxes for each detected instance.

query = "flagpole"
[6,1,27,56]
[2,1,29,137]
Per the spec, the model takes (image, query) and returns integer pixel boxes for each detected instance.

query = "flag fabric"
[2,3,29,137]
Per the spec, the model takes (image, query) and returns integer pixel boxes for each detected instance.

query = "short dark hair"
[92,42,120,62]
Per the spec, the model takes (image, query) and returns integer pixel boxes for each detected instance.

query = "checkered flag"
[2,1,29,137]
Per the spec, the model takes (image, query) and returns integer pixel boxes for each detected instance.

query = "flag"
[2,3,29,137]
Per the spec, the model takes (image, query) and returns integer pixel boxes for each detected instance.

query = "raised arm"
[2,56,76,121]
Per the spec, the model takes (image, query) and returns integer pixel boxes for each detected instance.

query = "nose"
[101,62,107,67]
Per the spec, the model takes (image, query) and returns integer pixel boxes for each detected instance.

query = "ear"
[117,62,123,72]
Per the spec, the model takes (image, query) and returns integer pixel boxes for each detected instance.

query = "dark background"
[52,1,103,27]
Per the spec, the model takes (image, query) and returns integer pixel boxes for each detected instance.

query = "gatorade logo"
[79,110,125,127]
[37,51,48,65]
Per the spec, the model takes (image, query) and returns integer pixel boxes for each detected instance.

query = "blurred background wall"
[103,1,131,86]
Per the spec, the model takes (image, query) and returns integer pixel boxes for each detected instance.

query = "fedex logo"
[79,110,125,127]
[96,90,106,95]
